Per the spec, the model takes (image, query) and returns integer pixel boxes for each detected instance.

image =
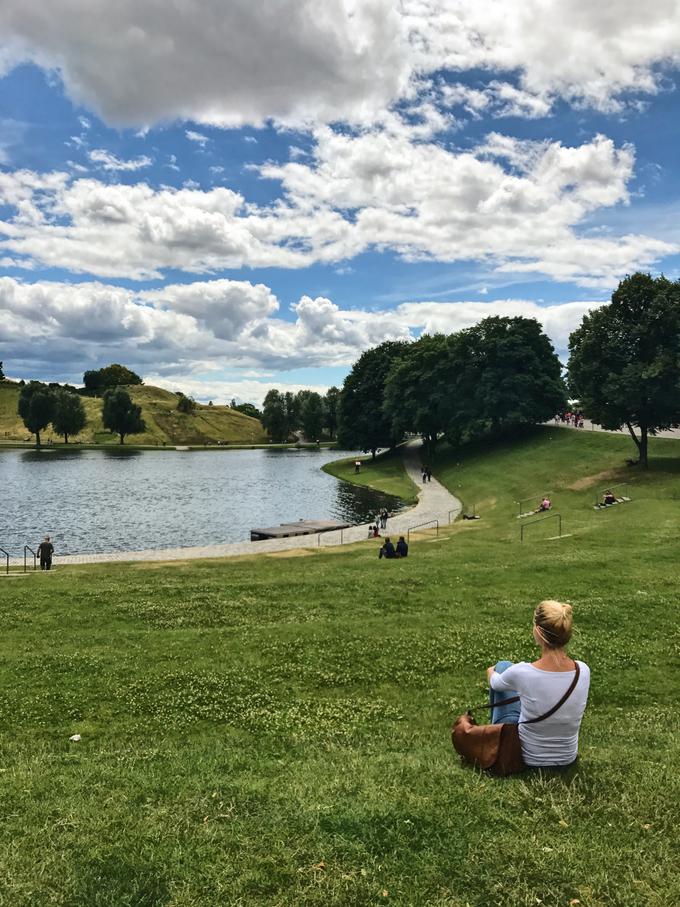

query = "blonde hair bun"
[534,599,573,648]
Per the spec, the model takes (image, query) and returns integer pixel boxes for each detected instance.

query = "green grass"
[322,447,419,503]
[1,427,679,905]
[0,381,267,446]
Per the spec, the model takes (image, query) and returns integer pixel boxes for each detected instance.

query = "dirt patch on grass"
[568,468,625,491]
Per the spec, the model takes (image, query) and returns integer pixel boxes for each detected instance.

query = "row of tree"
[335,318,566,457]
[261,387,339,443]
[17,383,145,446]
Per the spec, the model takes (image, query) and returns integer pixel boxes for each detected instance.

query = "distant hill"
[0,381,267,446]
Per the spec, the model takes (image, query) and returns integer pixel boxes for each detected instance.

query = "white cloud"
[185,129,209,145]
[0,274,604,384]
[88,149,152,171]
[1,0,679,130]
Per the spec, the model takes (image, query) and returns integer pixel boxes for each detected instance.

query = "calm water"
[0,448,403,555]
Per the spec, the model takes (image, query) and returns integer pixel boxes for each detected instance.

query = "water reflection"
[0,448,405,555]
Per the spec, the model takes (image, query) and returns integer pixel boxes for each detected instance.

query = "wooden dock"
[250,519,350,542]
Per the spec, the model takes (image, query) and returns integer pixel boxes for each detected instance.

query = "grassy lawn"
[322,447,419,503]
[1,427,678,905]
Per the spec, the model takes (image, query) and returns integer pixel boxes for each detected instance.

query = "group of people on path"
[555,411,584,428]
[421,466,432,483]
[367,508,390,537]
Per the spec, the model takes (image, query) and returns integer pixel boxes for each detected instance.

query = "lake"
[0,447,403,556]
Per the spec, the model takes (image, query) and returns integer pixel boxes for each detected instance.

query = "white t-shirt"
[489,661,590,766]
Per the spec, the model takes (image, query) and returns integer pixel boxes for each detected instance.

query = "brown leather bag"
[452,662,581,776]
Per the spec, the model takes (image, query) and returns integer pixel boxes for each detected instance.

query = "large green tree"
[337,341,410,457]
[300,392,324,441]
[83,364,143,396]
[102,387,146,444]
[445,317,566,443]
[261,389,288,442]
[0,361,4,380]
[18,381,55,448]
[568,273,680,467]
[383,334,451,454]
[52,389,87,443]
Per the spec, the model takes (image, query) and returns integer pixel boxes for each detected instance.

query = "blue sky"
[1,0,680,403]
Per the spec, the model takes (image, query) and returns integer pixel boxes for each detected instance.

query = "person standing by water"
[380,508,388,529]
[37,536,54,571]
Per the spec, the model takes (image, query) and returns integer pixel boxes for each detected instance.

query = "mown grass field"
[322,448,419,503]
[1,427,678,906]
[0,381,266,446]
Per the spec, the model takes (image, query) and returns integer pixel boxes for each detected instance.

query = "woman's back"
[490,660,590,766]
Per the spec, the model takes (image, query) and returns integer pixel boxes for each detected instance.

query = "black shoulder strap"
[475,661,580,719]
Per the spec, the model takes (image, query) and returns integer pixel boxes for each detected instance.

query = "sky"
[2,0,680,404]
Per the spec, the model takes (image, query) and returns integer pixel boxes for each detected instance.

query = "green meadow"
[0,427,678,906]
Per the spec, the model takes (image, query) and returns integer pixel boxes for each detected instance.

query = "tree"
[337,341,410,457]
[445,317,566,443]
[231,402,262,420]
[284,392,299,434]
[323,386,340,439]
[18,381,55,448]
[300,392,324,441]
[102,387,146,444]
[52,389,87,443]
[83,364,143,396]
[383,334,451,454]
[176,393,196,414]
[568,273,680,467]
[261,389,288,442]
[0,361,4,380]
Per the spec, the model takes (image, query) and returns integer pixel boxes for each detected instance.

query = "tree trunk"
[35,430,41,449]
[371,447,376,460]
[119,433,125,445]
[625,422,641,460]
[639,424,648,469]
[64,433,69,444]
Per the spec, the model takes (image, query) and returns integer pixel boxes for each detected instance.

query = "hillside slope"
[0,381,267,445]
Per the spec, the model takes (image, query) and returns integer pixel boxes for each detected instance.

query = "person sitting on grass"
[379,537,396,559]
[486,601,590,769]
[537,496,552,512]
[372,525,381,538]
[603,490,617,505]
[395,536,408,558]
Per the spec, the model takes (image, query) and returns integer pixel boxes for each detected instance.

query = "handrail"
[515,490,553,517]
[407,519,439,542]
[448,508,458,523]
[24,545,37,573]
[0,547,9,575]
[594,482,632,507]
[520,512,561,542]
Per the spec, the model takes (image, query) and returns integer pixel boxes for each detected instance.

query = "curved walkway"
[13,441,462,567]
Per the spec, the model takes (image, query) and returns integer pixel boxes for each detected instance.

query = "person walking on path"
[426,467,432,482]
[37,536,54,571]
[380,508,388,529]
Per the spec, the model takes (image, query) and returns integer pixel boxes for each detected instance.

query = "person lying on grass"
[486,601,590,769]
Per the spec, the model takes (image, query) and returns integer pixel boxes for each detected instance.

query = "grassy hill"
[0,427,678,904]
[0,380,267,446]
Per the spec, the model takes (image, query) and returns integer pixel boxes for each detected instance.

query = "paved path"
[554,419,680,439]
[10,442,462,567]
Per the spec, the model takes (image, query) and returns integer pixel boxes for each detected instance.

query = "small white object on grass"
[69,734,81,742]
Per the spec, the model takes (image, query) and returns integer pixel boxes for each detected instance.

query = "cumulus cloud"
[0,274,602,384]
[0,128,674,287]
[0,0,679,130]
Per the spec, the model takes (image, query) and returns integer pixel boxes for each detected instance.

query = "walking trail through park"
[14,441,462,567]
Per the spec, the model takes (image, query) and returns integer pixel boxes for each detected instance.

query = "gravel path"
[10,441,462,567]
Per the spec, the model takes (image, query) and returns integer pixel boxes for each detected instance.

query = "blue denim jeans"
[490,660,521,724]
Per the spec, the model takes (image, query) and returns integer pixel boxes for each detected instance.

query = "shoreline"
[0,440,338,453]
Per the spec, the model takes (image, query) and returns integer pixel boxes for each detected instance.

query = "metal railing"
[24,545,37,573]
[0,547,9,575]
[520,512,562,542]
[515,491,553,517]
[594,482,632,507]
[407,519,439,542]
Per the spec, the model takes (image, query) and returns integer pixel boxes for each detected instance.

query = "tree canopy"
[300,392,324,441]
[337,341,410,457]
[323,387,340,439]
[52,389,87,443]
[102,387,146,444]
[261,389,289,443]
[18,381,55,448]
[569,272,680,467]
[83,364,143,396]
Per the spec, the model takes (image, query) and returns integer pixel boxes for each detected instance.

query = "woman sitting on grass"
[487,601,590,768]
